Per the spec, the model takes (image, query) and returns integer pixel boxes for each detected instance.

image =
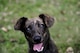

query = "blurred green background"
[0,0,80,53]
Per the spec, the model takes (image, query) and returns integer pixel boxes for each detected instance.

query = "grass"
[0,0,80,53]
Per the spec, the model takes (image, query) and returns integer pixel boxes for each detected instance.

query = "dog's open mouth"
[33,43,44,52]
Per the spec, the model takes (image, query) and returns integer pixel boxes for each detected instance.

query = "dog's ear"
[14,17,28,30]
[39,14,54,28]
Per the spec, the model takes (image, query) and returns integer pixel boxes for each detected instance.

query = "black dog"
[14,14,58,53]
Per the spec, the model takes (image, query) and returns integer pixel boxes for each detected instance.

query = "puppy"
[14,14,58,53]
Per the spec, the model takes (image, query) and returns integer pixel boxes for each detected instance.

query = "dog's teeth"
[37,47,44,52]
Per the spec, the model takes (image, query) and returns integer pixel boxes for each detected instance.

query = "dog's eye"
[26,28,30,31]
[26,26,31,32]
[39,24,44,28]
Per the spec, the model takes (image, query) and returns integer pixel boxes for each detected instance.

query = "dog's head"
[14,14,54,52]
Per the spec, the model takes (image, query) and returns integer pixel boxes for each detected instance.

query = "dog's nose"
[33,36,41,43]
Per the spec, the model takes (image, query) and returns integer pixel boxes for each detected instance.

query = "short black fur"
[14,14,58,53]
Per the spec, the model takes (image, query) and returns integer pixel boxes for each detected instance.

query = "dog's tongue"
[33,43,44,52]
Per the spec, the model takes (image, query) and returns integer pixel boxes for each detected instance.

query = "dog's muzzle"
[33,36,44,52]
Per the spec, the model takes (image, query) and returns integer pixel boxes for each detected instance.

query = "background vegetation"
[0,0,80,53]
